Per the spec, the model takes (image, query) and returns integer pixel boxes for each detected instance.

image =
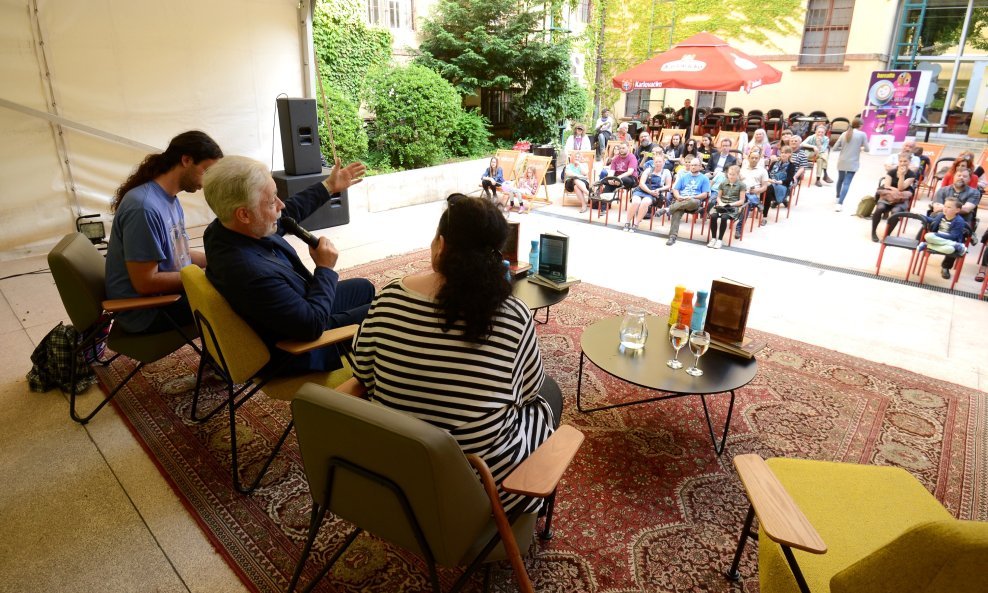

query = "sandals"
[976,267,987,283]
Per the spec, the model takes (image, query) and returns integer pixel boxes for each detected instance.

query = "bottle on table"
[668,285,685,326]
[502,259,511,282]
[678,290,694,327]
[528,240,539,276]
[691,290,708,333]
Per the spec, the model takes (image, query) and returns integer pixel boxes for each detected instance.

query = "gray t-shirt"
[105,181,190,331]
[833,129,870,171]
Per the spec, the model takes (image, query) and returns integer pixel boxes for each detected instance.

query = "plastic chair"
[827,117,849,143]
[724,108,745,131]
[287,384,585,593]
[726,454,988,593]
[744,110,764,136]
[48,232,199,424]
[180,265,356,494]
[917,229,972,290]
[765,109,785,139]
[874,212,927,280]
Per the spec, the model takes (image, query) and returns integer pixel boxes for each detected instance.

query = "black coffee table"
[512,277,569,324]
[577,316,757,455]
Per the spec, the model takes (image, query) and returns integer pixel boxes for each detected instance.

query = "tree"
[416,0,577,143]
[312,0,392,103]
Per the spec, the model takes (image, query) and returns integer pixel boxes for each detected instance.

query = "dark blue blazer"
[204,183,343,371]
[707,151,737,175]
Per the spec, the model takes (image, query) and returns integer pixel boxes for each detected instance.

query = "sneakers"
[707,238,717,248]
[713,239,723,249]
[815,179,822,187]
[941,268,951,280]
[653,207,668,218]
[623,222,631,232]
[835,203,843,212]
[823,175,834,184]
[666,235,677,246]
[916,242,927,253]
[759,219,767,227]
[871,233,880,243]
[734,229,742,240]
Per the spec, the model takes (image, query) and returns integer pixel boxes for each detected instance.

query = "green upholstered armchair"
[288,384,585,593]
[726,454,988,593]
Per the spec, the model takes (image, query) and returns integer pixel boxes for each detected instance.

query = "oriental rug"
[97,249,987,593]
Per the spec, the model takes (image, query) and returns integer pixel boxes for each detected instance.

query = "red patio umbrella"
[611,32,783,136]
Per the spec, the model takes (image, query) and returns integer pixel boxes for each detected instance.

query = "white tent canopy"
[0,0,314,258]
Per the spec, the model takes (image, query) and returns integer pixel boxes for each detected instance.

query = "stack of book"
[704,278,765,360]
[529,274,581,290]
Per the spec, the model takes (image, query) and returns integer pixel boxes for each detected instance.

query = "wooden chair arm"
[276,324,358,355]
[466,455,535,593]
[102,294,181,313]
[733,454,827,554]
[502,425,584,498]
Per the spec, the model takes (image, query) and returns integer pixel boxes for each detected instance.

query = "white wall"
[0,0,307,258]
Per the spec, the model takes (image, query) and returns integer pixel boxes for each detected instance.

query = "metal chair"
[917,229,972,290]
[180,265,356,494]
[765,109,785,139]
[744,110,765,136]
[48,232,198,424]
[827,117,849,143]
[874,212,927,280]
[287,384,584,593]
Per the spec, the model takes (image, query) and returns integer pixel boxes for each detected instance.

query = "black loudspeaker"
[277,98,322,175]
[533,145,558,185]
[272,170,350,230]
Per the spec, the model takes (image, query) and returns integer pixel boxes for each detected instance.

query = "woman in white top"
[830,118,869,211]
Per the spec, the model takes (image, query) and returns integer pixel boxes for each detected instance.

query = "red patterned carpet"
[97,249,987,593]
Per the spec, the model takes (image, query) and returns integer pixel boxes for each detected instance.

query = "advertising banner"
[861,70,921,153]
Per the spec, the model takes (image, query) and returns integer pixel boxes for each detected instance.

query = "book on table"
[530,274,581,290]
[537,232,569,284]
[704,278,763,359]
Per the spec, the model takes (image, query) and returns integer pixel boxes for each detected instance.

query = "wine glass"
[667,323,689,369]
[686,330,711,377]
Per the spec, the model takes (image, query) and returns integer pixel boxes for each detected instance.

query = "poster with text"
[861,70,920,144]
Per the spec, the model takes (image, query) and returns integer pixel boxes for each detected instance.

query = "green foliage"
[585,0,805,115]
[315,79,367,165]
[446,109,493,158]
[560,78,591,123]
[363,64,462,169]
[417,0,578,143]
[312,0,392,103]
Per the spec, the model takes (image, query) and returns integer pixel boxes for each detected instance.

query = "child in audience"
[708,165,745,249]
[920,197,968,280]
[501,165,538,213]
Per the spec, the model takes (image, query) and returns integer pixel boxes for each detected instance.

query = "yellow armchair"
[727,455,988,593]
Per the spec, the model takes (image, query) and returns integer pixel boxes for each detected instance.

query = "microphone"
[281,217,320,249]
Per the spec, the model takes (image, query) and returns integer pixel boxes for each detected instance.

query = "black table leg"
[533,306,550,325]
[700,389,736,455]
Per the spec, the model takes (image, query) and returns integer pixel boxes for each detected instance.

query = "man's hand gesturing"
[323,158,367,194]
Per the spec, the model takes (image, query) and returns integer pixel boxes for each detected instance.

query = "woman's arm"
[636,166,653,192]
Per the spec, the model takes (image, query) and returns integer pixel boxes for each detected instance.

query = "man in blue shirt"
[105,131,223,332]
[655,158,711,245]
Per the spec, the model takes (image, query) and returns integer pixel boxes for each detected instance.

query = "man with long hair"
[202,156,373,373]
[105,130,223,332]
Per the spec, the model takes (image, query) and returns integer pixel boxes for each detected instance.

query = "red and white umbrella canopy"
[611,32,783,93]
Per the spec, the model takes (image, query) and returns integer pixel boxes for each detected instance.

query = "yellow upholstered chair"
[727,454,988,593]
[180,265,355,494]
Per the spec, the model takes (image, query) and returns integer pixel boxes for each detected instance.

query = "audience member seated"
[627,152,671,232]
[913,146,931,183]
[736,147,770,235]
[480,156,504,203]
[202,155,374,374]
[663,133,685,171]
[939,152,981,191]
[919,197,969,280]
[105,130,223,333]
[707,165,745,249]
[787,134,809,185]
[634,131,657,166]
[801,124,833,186]
[500,164,538,213]
[612,122,633,147]
[883,139,920,173]
[597,142,638,198]
[707,138,737,179]
[563,123,592,159]
[593,108,615,158]
[770,128,793,154]
[744,128,773,163]
[930,169,981,226]
[698,134,714,166]
[682,138,700,165]
[764,146,796,220]
[871,152,917,242]
[653,158,710,246]
[340,195,562,514]
[563,153,592,213]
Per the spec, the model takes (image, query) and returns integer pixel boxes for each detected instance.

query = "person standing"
[105,130,223,333]
[831,118,869,212]
[676,99,695,139]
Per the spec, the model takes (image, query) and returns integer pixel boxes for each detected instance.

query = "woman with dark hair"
[105,130,223,332]
[664,133,684,171]
[345,195,561,513]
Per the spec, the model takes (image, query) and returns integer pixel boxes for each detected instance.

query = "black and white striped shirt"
[351,279,555,513]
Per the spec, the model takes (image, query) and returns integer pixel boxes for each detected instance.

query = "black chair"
[744,110,765,135]
[724,108,745,131]
[828,117,850,143]
[874,212,928,280]
[765,109,784,139]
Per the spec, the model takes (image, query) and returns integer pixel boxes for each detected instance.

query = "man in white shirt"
[736,149,769,237]
[884,139,921,172]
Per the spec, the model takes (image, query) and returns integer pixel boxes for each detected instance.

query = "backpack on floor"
[856,195,877,218]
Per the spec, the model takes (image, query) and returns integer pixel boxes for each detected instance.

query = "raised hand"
[323,158,367,194]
